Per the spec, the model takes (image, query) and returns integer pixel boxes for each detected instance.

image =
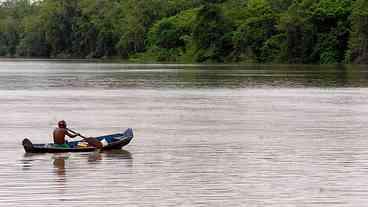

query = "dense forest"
[0,0,367,64]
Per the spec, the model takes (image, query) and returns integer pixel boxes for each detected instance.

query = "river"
[1,60,368,206]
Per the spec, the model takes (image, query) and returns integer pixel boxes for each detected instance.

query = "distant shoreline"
[0,58,366,67]
[1,1,366,65]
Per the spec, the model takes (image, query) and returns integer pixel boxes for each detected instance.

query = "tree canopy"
[0,0,365,63]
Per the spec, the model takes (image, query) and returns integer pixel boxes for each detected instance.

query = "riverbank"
[1,0,367,65]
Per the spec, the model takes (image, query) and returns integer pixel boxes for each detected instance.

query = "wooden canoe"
[22,128,133,153]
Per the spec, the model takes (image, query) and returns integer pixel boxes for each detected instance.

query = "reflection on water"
[2,61,368,206]
[51,151,133,182]
[104,149,133,160]
[53,155,68,180]
[23,150,133,175]
[0,62,368,89]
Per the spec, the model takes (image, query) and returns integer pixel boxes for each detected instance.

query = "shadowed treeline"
[0,0,367,64]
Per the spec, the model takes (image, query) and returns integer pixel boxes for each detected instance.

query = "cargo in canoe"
[22,128,133,153]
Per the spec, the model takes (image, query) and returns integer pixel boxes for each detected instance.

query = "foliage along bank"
[0,0,367,64]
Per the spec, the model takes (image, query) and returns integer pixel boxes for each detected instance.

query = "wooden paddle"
[67,128,103,149]
[66,128,88,139]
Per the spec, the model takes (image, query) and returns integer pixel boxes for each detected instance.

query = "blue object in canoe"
[22,128,134,153]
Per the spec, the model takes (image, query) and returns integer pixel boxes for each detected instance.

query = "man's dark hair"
[58,120,67,128]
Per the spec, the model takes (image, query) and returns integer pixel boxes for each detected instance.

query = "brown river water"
[1,61,368,206]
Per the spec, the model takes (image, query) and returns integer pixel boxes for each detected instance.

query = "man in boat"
[53,120,80,148]
[53,120,103,149]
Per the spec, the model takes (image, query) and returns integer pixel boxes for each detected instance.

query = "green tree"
[232,0,278,62]
[0,0,34,56]
[116,0,167,57]
[347,0,368,63]
[311,0,352,63]
[278,0,317,63]
[192,3,233,62]
[146,9,197,61]
[35,0,81,57]
[79,0,123,58]
[17,15,50,57]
